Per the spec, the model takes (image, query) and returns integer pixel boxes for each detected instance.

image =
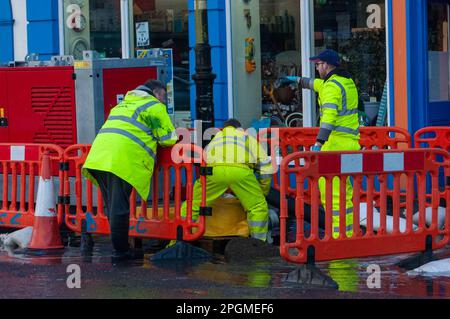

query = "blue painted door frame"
[188,0,229,127]
[0,0,14,63]
[26,0,59,60]
[406,0,429,133]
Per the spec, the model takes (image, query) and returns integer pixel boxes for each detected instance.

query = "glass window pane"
[260,0,302,127]
[89,0,122,58]
[63,0,122,59]
[133,0,190,111]
[314,0,387,113]
[428,2,450,102]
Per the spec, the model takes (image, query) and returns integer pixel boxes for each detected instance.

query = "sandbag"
[205,197,250,237]
[408,258,450,276]
[412,206,446,229]
[1,227,33,249]
[359,203,416,233]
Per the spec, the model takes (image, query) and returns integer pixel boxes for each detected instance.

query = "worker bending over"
[182,119,274,242]
[83,80,178,261]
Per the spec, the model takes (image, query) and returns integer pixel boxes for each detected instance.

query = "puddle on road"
[1,236,450,298]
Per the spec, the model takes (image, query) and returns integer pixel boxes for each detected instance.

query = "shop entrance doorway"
[427,0,450,126]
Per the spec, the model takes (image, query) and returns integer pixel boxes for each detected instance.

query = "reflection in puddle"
[1,235,450,298]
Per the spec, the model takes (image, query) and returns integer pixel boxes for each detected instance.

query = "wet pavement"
[1,234,450,299]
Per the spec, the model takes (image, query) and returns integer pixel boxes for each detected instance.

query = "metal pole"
[192,0,216,148]
[58,0,65,55]
[120,0,130,59]
[301,0,316,127]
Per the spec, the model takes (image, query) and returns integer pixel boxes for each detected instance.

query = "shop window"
[428,2,450,102]
[260,0,302,127]
[89,0,122,58]
[314,0,387,125]
[133,0,190,111]
[63,0,122,59]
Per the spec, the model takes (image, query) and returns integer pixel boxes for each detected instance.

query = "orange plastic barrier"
[63,143,207,241]
[0,143,64,229]
[279,149,450,263]
[259,126,412,194]
[414,126,450,152]
[414,127,450,203]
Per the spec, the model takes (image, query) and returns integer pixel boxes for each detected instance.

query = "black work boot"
[111,249,144,263]
[109,214,136,263]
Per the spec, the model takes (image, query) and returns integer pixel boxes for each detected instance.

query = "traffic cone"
[28,152,63,250]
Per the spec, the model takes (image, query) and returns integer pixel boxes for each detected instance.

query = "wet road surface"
[1,236,450,299]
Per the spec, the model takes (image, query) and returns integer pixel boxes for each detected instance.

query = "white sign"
[136,22,150,47]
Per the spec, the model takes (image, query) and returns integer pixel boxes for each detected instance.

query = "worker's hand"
[311,143,322,152]
[276,76,301,87]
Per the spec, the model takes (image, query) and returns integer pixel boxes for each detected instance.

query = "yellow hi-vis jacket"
[82,90,178,199]
[205,126,274,196]
[301,70,360,144]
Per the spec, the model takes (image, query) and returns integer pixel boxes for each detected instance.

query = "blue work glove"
[276,76,301,87]
[311,143,322,152]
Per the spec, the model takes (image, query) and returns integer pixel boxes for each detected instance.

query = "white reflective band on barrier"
[383,153,404,172]
[341,154,363,174]
[10,146,25,161]
[277,156,304,167]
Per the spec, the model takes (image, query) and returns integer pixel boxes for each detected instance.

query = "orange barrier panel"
[259,126,412,194]
[279,149,450,264]
[0,143,64,229]
[414,127,450,152]
[63,143,207,241]
[414,127,450,206]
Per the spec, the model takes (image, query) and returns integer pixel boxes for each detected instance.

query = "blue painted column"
[405,0,428,133]
[0,0,14,64]
[26,0,59,60]
[189,0,229,127]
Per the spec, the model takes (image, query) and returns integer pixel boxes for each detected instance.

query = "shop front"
[230,0,387,127]
[52,0,391,128]
[3,0,447,131]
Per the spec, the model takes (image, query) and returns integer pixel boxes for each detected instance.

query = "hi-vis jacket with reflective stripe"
[301,69,360,143]
[82,90,178,199]
[205,126,273,195]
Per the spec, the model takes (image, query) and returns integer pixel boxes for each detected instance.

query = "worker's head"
[139,79,167,104]
[223,118,242,129]
[310,49,340,79]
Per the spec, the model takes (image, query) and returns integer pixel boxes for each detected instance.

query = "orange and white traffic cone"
[28,152,63,250]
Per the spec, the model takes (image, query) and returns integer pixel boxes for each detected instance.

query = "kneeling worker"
[182,119,274,242]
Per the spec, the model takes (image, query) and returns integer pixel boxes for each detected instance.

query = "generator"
[0,49,175,146]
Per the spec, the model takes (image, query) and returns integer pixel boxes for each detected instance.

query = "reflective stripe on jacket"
[302,74,360,143]
[82,90,177,199]
[205,127,273,196]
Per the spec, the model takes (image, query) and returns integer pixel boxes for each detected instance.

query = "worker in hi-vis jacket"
[179,119,274,242]
[281,49,360,239]
[83,80,178,261]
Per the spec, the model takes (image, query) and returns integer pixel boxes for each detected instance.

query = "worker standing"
[282,49,360,239]
[181,119,274,242]
[82,80,178,261]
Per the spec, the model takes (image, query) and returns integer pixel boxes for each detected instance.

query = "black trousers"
[88,169,133,253]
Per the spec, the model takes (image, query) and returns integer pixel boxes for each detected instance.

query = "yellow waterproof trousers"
[181,166,269,241]
[319,135,360,239]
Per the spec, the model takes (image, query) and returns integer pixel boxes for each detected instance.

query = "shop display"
[261,52,303,127]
